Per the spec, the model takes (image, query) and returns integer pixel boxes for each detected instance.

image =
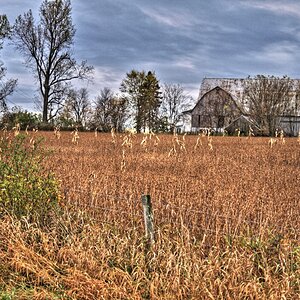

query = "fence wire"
[60,187,299,241]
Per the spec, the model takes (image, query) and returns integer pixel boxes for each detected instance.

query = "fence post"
[141,194,155,244]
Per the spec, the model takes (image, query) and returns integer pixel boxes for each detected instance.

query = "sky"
[1,0,300,111]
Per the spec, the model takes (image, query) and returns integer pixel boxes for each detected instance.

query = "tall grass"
[0,131,299,299]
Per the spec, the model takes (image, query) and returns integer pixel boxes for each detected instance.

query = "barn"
[182,78,300,136]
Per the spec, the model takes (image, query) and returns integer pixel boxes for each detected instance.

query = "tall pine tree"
[120,70,161,132]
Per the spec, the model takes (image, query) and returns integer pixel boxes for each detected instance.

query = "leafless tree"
[0,15,17,111]
[63,87,91,126]
[243,75,297,135]
[12,0,93,122]
[94,87,128,132]
[161,83,192,132]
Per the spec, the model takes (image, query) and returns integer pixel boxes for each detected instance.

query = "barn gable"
[198,78,246,108]
[190,86,242,129]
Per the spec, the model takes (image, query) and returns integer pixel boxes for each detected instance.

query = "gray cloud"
[1,0,300,109]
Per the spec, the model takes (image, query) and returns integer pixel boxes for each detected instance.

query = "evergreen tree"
[120,70,161,132]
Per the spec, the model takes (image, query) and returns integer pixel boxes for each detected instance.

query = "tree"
[243,75,297,135]
[12,0,93,123]
[0,106,41,129]
[0,15,17,111]
[120,70,161,133]
[160,83,192,132]
[63,87,91,127]
[141,71,162,131]
[93,87,127,132]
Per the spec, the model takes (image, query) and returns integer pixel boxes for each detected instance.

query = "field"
[1,131,300,299]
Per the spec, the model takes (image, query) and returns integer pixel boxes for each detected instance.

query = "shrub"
[0,133,60,225]
[0,107,41,130]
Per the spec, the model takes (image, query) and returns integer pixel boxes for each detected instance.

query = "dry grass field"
[1,131,300,299]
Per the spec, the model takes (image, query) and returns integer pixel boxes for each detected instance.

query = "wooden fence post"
[141,194,155,244]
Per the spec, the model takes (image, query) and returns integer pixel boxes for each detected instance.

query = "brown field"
[1,131,300,299]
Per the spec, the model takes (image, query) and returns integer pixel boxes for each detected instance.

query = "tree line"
[0,0,191,132]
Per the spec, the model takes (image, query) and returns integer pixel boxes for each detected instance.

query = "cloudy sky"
[1,0,300,111]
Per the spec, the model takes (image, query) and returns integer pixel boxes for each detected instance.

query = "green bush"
[0,107,41,130]
[0,134,60,225]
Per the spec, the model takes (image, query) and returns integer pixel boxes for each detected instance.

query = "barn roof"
[189,85,243,113]
[198,78,245,103]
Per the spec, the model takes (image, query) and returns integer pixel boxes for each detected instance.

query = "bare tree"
[161,83,192,132]
[0,15,17,111]
[12,0,93,123]
[63,87,91,127]
[0,15,9,47]
[94,87,128,132]
[243,75,297,135]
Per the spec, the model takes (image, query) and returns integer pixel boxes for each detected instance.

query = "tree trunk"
[43,85,49,123]
[42,97,48,123]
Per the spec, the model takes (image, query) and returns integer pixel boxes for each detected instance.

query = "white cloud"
[173,59,196,70]
[138,6,197,28]
[248,41,299,64]
[81,66,124,99]
[242,1,300,18]
[232,41,300,76]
